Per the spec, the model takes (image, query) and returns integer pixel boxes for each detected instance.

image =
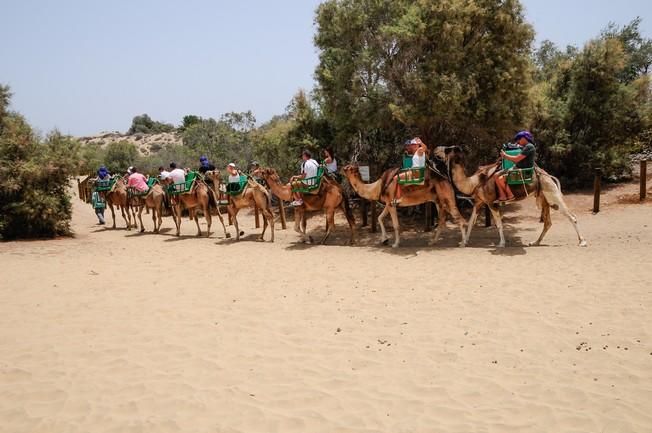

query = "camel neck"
[345,173,382,201]
[450,161,479,196]
[266,178,293,201]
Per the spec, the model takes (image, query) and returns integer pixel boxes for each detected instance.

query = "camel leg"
[464,203,482,247]
[229,207,240,241]
[172,204,181,236]
[151,207,157,233]
[267,209,275,242]
[215,205,229,238]
[204,205,212,237]
[319,209,335,245]
[122,205,131,230]
[488,205,506,248]
[193,208,202,236]
[156,204,163,233]
[388,206,401,248]
[430,203,444,246]
[542,188,588,247]
[138,205,145,233]
[377,205,391,245]
[530,199,552,246]
[109,203,116,228]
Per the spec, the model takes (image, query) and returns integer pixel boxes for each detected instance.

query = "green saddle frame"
[291,166,324,193]
[502,149,534,185]
[397,155,425,185]
[225,175,249,196]
[94,178,116,192]
[167,171,199,195]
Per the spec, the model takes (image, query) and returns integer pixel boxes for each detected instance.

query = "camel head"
[342,164,360,179]
[433,145,465,166]
[203,169,222,184]
[257,167,281,184]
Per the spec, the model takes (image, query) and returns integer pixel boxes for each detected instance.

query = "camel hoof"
[256,237,264,242]
[458,241,466,248]
[528,241,539,247]
[225,233,232,238]
[579,240,588,247]
[392,243,399,249]
[497,243,505,248]
[308,236,315,244]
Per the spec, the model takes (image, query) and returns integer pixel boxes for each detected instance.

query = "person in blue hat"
[495,130,536,202]
[198,155,216,174]
[92,165,111,224]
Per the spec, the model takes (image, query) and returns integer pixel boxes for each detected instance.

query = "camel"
[433,145,587,248]
[126,181,165,233]
[204,171,275,242]
[254,168,355,245]
[342,163,466,248]
[103,176,131,229]
[163,174,228,238]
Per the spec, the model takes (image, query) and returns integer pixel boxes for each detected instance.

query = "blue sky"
[1,0,650,136]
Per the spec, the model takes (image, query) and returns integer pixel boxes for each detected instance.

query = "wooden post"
[361,200,369,227]
[278,200,287,230]
[484,205,492,227]
[593,168,602,214]
[77,178,82,200]
[425,203,433,232]
[640,160,647,201]
[370,201,377,233]
[254,203,260,228]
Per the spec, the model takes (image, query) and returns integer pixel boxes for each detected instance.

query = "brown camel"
[204,171,275,242]
[342,164,466,248]
[255,168,355,245]
[163,175,228,238]
[104,176,130,229]
[126,182,165,233]
[433,145,587,248]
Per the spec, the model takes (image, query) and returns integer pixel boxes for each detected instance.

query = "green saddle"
[292,166,324,193]
[225,175,249,196]
[167,171,198,195]
[502,149,534,185]
[397,155,425,185]
[146,177,158,188]
[94,178,115,192]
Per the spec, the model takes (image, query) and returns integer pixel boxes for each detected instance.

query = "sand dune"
[1,183,651,433]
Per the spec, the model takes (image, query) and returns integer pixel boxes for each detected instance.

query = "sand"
[1,180,651,433]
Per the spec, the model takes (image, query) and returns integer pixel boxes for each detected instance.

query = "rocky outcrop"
[77,131,183,156]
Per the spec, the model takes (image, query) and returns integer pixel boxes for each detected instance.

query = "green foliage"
[104,140,139,174]
[181,114,202,130]
[127,113,175,135]
[314,0,535,169]
[0,87,81,239]
[181,111,257,169]
[531,20,652,186]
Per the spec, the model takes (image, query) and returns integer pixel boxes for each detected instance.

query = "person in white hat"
[226,163,243,193]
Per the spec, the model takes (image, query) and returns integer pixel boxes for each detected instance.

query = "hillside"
[77,131,183,156]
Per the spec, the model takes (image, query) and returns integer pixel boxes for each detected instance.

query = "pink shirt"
[127,173,149,192]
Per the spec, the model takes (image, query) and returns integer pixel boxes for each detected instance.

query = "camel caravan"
[89,130,587,248]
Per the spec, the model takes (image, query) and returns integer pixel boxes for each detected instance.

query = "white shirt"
[326,158,337,173]
[302,159,319,178]
[412,152,426,168]
[169,168,185,184]
[228,174,241,183]
[159,170,170,180]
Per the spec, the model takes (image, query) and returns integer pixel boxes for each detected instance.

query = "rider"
[127,167,149,193]
[495,130,536,203]
[393,137,427,205]
[198,155,216,174]
[323,147,337,174]
[226,163,242,193]
[168,162,186,185]
[290,150,319,206]
[92,165,111,225]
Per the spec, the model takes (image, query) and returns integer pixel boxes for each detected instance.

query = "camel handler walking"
[495,130,537,203]
[290,150,320,206]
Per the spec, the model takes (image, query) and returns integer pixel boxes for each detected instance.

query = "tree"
[127,114,175,135]
[0,85,81,239]
[104,140,139,173]
[314,0,535,168]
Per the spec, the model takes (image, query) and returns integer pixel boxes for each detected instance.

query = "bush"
[127,114,175,135]
[104,140,139,174]
[0,87,81,239]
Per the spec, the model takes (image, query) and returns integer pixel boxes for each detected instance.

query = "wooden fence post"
[640,160,647,201]
[593,168,602,214]
[278,200,287,230]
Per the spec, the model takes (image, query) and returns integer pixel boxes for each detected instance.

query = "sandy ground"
[1,180,651,433]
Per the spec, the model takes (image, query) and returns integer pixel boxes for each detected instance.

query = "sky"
[1,0,651,136]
